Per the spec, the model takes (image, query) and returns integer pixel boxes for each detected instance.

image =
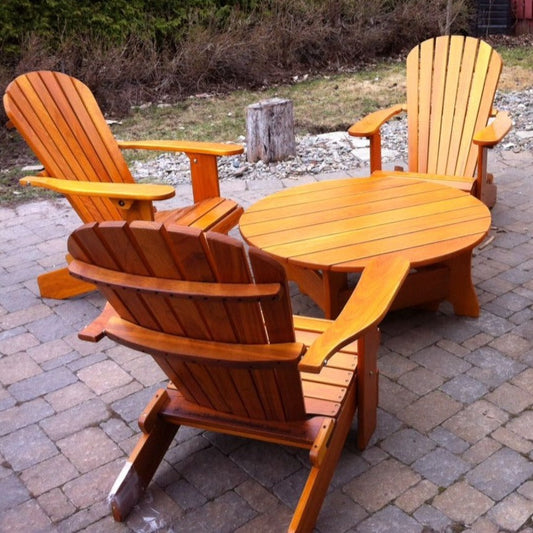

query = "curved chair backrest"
[68,221,307,421]
[4,71,133,221]
[406,35,502,178]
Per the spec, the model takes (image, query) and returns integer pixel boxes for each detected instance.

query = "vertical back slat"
[427,36,450,173]
[445,37,478,176]
[436,36,464,174]
[206,233,268,344]
[416,38,434,172]
[68,222,307,422]
[4,71,130,221]
[406,44,420,171]
[249,248,295,343]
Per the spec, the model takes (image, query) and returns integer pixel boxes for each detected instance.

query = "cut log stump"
[246,98,296,163]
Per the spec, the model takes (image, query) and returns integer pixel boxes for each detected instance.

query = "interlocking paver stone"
[380,428,435,465]
[466,447,533,501]
[355,505,421,533]
[466,347,526,387]
[344,458,420,513]
[394,480,438,514]
[0,424,57,471]
[412,447,470,487]
[8,366,77,402]
[440,374,489,404]
[77,360,132,395]
[2,149,533,531]
[433,481,493,525]
[488,492,533,531]
[443,400,509,444]
[58,427,122,473]
[398,391,462,433]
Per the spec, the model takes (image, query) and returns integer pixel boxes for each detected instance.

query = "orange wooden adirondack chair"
[3,70,244,299]
[349,35,512,207]
[67,220,409,532]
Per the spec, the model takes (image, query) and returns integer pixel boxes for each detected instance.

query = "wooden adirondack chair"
[67,220,409,532]
[3,70,244,299]
[348,35,512,207]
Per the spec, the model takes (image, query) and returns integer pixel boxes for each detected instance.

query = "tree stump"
[246,98,296,163]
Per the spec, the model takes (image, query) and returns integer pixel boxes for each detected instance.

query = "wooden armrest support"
[348,104,405,137]
[473,111,512,147]
[117,139,244,157]
[299,255,410,372]
[19,176,175,201]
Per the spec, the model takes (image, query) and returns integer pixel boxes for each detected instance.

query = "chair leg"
[289,385,356,533]
[109,392,179,521]
[37,266,95,299]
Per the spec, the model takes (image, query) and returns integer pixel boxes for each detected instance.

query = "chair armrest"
[348,104,405,137]
[19,176,175,201]
[298,255,410,372]
[116,139,244,157]
[473,111,512,147]
[117,140,244,202]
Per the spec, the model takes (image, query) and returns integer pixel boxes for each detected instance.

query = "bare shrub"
[1,0,475,120]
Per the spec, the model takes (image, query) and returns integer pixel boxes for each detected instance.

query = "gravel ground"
[130,88,533,185]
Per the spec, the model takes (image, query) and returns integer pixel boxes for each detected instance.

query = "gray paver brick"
[0,475,31,511]
[344,458,420,513]
[488,492,533,531]
[380,428,436,465]
[58,427,122,473]
[0,499,52,532]
[20,454,78,496]
[8,366,77,402]
[398,391,462,434]
[0,424,57,471]
[433,481,493,525]
[355,505,422,533]
[412,447,470,487]
[443,400,509,444]
[0,352,41,386]
[40,397,110,441]
[77,359,133,395]
[466,447,533,501]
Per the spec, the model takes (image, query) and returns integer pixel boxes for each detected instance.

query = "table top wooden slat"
[239,177,491,272]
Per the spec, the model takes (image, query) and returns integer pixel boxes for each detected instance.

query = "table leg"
[445,251,480,317]
[284,264,348,319]
[322,270,349,319]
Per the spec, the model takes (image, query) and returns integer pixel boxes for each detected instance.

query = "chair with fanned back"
[349,35,512,207]
[67,220,409,532]
[4,70,244,299]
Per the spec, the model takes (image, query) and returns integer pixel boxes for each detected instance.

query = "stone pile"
[130,88,532,185]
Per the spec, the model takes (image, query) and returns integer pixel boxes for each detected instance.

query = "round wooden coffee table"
[239,176,491,318]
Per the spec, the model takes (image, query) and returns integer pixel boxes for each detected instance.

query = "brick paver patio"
[1,148,532,532]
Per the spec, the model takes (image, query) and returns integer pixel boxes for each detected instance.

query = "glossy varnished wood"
[240,176,491,318]
[4,70,244,299]
[68,221,409,531]
[348,36,512,207]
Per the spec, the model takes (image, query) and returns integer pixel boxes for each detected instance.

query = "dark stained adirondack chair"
[348,35,512,207]
[3,70,244,299]
[67,221,409,532]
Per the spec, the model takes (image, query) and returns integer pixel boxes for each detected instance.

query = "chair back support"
[68,221,307,421]
[406,35,502,178]
[4,71,133,221]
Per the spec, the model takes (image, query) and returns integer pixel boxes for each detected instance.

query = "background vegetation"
[1,0,474,115]
[2,0,531,204]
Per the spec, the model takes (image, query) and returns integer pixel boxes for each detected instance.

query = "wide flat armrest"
[117,139,244,157]
[20,176,175,201]
[299,255,410,372]
[473,111,512,147]
[348,104,405,137]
